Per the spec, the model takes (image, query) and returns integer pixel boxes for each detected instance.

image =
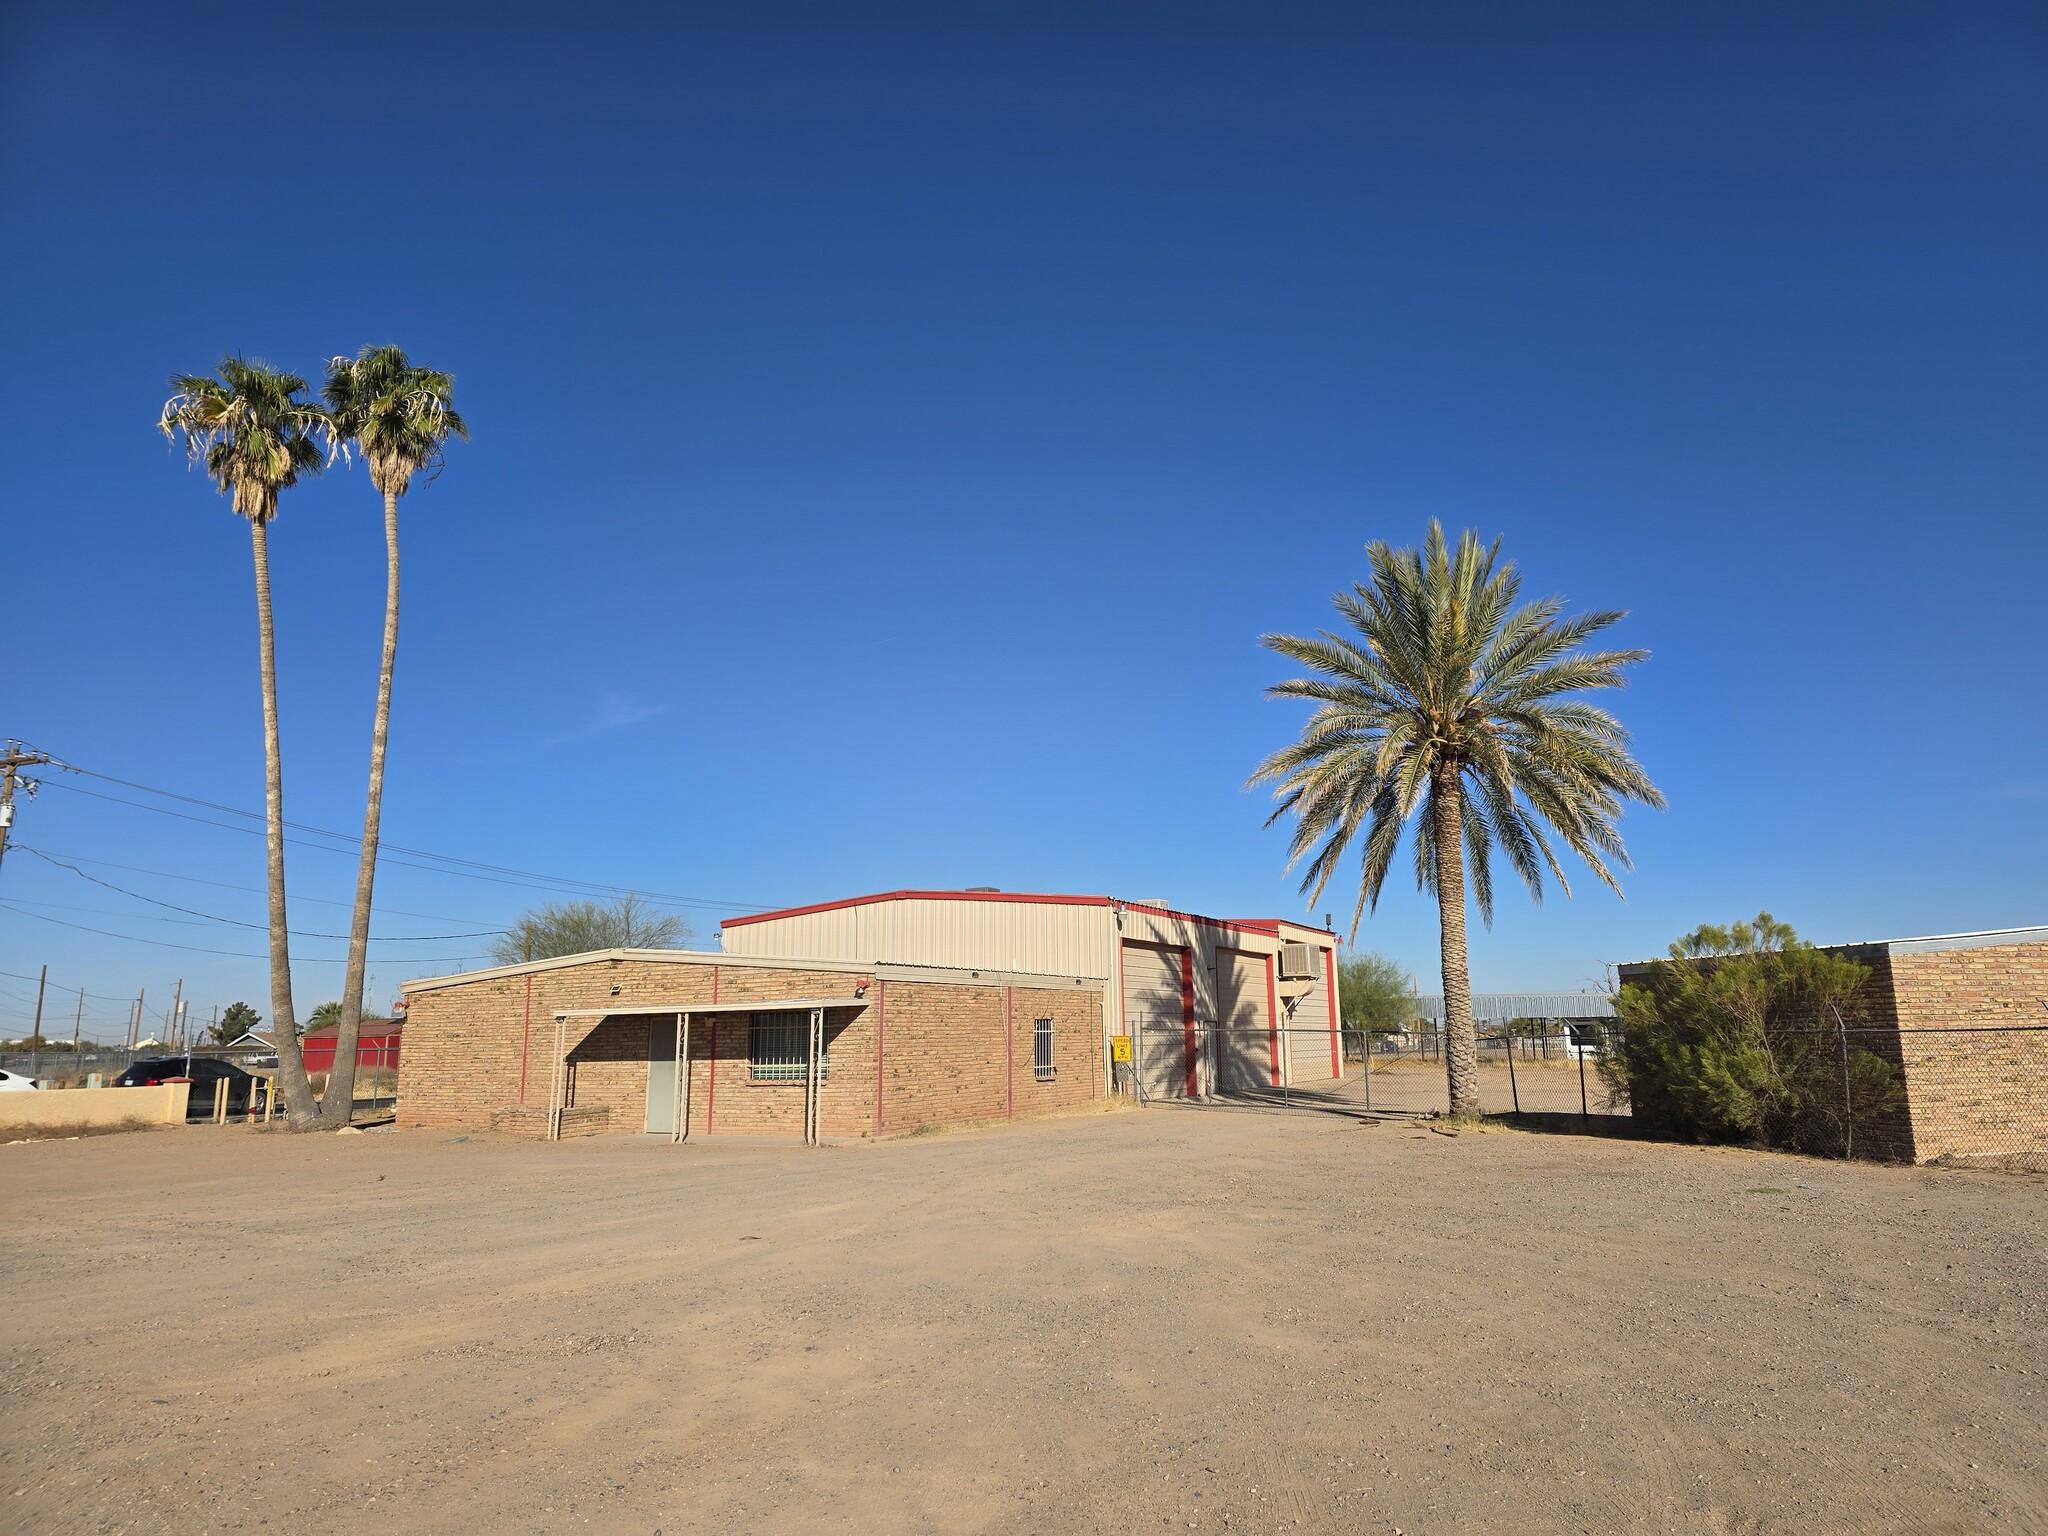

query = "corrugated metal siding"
[1288,959,1340,1084]
[725,898,1113,981]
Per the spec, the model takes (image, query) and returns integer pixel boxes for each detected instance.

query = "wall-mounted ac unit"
[1277,942,1323,981]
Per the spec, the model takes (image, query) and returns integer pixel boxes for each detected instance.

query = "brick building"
[1619,926,2048,1164]
[398,948,1103,1141]
[398,887,1344,1141]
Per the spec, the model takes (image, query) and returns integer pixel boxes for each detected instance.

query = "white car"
[0,1068,40,1091]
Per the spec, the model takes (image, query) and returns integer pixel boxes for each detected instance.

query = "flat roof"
[403,947,1103,994]
[721,888,1334,939]
[553,997,869,1019]
[1615,924,2048,969]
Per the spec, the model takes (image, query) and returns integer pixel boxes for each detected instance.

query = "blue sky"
[2,3,2043,1039]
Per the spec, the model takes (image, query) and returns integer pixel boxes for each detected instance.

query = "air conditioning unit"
[1277,943,1323,981]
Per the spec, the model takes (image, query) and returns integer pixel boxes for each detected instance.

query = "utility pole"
[0,742,52,876]
[29,963,46,1078]
[72,988,83,1059]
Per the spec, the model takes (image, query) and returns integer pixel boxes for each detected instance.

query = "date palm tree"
[159,357,331,1127]
[1250,521,1663,1117]
[319,346,467,1118]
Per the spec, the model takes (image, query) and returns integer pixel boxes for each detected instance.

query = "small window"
[750,1011,827,1082]
[1033,1017,1055,1080]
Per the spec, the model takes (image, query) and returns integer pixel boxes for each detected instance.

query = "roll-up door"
[1214,950,1274,1093]
[1123,940,1193,1099]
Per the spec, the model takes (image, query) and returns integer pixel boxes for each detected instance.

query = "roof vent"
[964,886,1000,893]
[1133,897,1172,910]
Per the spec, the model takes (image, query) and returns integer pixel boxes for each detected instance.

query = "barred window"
[750,1011,827,1081]
[1033,1017,1055,1080]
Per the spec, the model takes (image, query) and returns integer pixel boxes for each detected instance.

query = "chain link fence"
[1129,1018,2045,1167]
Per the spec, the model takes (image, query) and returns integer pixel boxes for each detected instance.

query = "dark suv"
[116,1057,257,1117]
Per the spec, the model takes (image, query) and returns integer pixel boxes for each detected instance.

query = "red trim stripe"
[1324,947,1340,1077]
[1264,953,1281,1087]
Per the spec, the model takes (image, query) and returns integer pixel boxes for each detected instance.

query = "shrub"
[1601,913,1904,1153]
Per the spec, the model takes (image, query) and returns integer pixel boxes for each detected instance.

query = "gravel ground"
[2,1105,2042,1534]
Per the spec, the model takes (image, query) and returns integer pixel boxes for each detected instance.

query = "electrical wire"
[21,847,497,925]
[0,901,485,966]
[38,759,781,914]
[15,847,500,940]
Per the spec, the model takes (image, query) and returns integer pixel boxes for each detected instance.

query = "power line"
[23,847,497,925]
[0,901,485,966]
[40,759,779,914]
[15,846,500,940]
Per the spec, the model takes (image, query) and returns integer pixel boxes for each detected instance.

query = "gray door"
[645,1018,677,1135]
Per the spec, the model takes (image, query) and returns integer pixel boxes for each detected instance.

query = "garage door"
[1214,950,1274,1093]
[1123,941,1193,1099]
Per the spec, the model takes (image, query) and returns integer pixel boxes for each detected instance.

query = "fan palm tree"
[159,357,331,1127]
[319,346,467,1118]
[1249,521,1663,1118]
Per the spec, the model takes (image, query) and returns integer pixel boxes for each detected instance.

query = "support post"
[678,1012,692,1142]
[1578,1044,1589,1125]
[1504,1027,1520,1115]
[671,1011,684,1145]
[804,1006,824,1146]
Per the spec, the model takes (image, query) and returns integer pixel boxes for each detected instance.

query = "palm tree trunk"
[252,517,320,1127]
[1432,767,1482,1117]
[329,487,402,1122]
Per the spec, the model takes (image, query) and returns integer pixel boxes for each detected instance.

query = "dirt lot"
[3,1106,2042,1535]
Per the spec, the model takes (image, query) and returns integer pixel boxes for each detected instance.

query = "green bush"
[1601,913,1904,1153]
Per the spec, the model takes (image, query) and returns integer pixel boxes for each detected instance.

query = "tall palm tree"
[319,346,467,1118]
[159,357,331,1127]
[1249,521,1663,1117]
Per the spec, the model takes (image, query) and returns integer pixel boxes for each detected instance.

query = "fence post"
[1362,1031,1372,1114]
[1833,1005,1854,1160]
[1578,1045,1589,1126]
[1504,1029,1520,1115]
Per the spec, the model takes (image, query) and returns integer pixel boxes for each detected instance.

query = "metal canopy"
[551,997,869,1020]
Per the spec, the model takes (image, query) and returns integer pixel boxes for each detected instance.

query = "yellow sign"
[1111,1035,1133,1064]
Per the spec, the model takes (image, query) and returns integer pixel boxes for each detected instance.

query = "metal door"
[644,1018,678,1135]
[1214,950,1274,1093]
[1123,941,1192,1099]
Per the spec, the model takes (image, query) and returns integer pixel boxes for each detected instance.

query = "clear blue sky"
[3,3,2043,1039]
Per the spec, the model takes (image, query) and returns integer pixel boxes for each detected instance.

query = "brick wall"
[398,955,1104,1139]
[1887,942,2048,1163]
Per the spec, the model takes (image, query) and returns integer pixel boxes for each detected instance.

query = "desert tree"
[489,893,694,966]
[160,357,331,1126]
[1249,521,1662,1117]
[319,346,467,1119]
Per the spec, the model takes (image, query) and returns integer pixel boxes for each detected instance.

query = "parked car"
[0,1068,39,1091]
[115,1057,256,1115]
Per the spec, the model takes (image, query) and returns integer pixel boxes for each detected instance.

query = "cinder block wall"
[399,954,1103,1139]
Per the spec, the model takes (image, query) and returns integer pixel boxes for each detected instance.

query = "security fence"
[1129,1017,2046,1168]
[1619,1022,2048,1169]
[0,1042,401,1115]
[1124,1020,1628,1123]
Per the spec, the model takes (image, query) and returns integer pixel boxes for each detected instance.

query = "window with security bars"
[1033,1017,1055,1080]
[750,1011,827,1081]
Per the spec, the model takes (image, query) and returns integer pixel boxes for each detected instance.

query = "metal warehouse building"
[397,889,1344,1142]
[722,889,1345,1103]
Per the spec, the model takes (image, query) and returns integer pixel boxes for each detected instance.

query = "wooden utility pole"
[0,742,52,876]
[28,962,46,1076]
[72,988,83,1057]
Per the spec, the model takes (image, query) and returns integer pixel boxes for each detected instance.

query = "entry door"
[1215,951,1272,1093]
[1123,941,1191,1099]
[645,1019,678,1135]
